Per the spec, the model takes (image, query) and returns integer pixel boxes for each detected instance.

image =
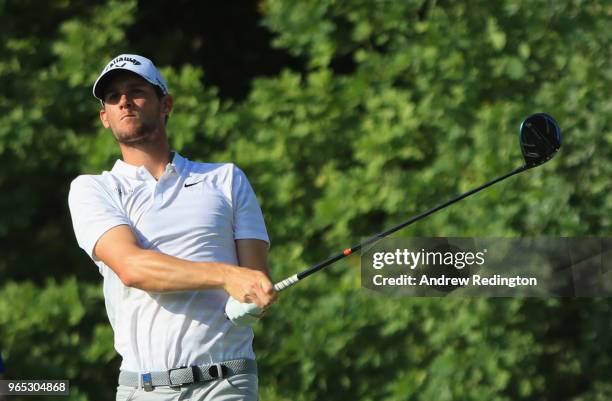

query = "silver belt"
[118,359,257,391]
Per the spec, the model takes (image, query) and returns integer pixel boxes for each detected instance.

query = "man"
[68,54,276,401]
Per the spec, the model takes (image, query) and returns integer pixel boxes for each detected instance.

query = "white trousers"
[115,374,258,401]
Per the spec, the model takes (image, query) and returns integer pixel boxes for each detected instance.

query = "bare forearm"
[94,226,275,306]
[236,239,269,275]
[120,249,230,292]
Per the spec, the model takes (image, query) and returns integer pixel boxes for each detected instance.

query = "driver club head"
[519,113,562,168]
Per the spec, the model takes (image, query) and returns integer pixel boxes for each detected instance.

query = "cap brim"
[92,69,149,100]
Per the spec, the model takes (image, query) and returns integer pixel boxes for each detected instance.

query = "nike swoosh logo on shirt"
[184,180,203,188]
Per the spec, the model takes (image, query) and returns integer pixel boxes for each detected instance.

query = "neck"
[118,131,172,180]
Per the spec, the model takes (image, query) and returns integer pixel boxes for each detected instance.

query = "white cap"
[92,54,169,100]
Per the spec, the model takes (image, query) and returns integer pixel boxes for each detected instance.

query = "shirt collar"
[111,151,187,180]
[170,151,186,175]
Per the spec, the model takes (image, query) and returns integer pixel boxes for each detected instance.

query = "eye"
[131,88,146,96]
[104,92,120,103]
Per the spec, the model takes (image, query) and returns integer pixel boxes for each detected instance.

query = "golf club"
[226,113,562,325]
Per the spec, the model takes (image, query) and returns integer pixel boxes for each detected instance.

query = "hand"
[225,296,264,326]
[222,265,277,309]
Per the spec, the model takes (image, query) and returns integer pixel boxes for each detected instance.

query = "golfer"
[68,54,276,401]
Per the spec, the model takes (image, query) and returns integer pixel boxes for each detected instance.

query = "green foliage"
[0,0,610,400]
[0,279,116,400]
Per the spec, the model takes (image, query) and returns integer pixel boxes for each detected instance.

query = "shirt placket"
[138,164,178,207]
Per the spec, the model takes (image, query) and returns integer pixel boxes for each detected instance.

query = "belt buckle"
[208,363,227,379]
[141,373,154,392]
[169,366,196,386]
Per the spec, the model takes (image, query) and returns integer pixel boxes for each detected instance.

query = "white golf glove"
[225,296,264,326]
[224,274,299,325]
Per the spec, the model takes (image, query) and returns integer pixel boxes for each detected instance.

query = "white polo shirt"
[68,152,269,372]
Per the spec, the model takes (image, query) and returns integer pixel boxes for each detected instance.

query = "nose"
[118,93,133,109]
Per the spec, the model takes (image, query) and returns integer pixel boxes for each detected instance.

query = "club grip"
[274,274,299,292]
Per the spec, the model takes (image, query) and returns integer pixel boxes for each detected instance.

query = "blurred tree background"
[0,0,610,400]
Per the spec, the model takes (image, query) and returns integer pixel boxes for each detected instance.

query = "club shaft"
[273,165,529,292]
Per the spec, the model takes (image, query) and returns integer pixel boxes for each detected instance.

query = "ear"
[161,94,173,119]
[99,107,110,129]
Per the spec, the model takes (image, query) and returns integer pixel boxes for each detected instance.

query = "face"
[99,72,172,145]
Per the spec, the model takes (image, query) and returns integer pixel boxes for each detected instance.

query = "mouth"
[121,114,137,120]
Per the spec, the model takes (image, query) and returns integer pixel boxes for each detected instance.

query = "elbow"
[117,254,143,288]
[116,253,165,292]
[118,269,136,288]
[117,266,137,288]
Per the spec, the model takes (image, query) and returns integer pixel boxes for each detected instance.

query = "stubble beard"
[113,117,161,146]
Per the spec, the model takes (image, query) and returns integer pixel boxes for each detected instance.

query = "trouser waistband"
[118,359,257,391]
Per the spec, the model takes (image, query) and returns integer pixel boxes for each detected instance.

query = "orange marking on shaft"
[343,248,352,256]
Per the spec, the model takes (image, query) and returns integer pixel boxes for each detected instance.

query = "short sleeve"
[231,165,270,245]
[68,175,131,259]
